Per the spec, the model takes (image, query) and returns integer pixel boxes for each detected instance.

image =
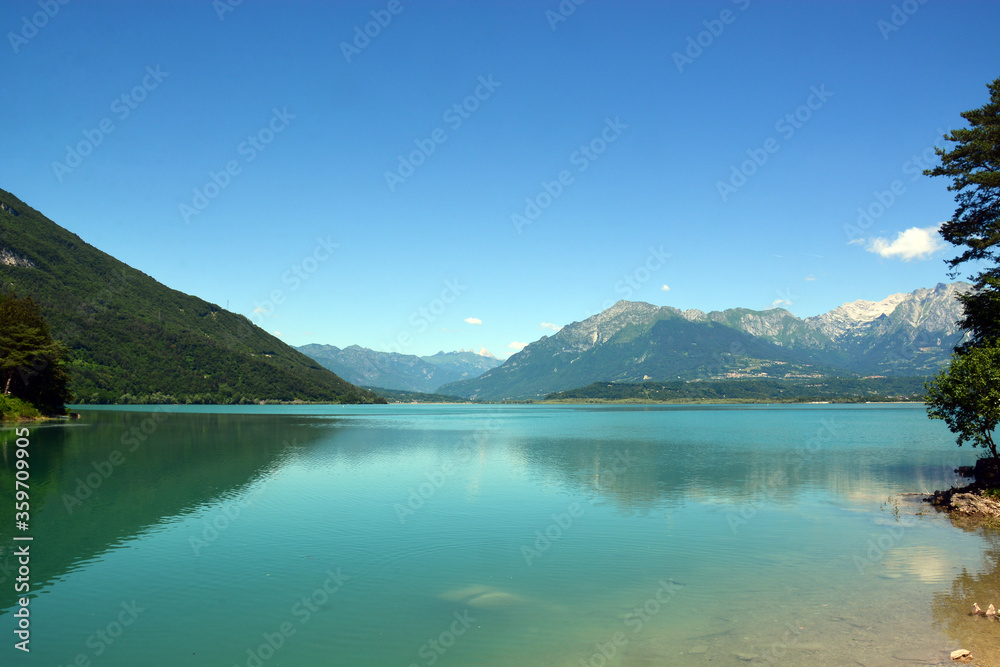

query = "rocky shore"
[926,458,1000,523]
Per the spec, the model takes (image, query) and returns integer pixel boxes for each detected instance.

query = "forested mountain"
[0,189,382,404]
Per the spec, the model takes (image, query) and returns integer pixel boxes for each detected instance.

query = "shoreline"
[926,458,1000,525]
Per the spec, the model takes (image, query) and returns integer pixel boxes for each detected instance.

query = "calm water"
[2,404,999,666]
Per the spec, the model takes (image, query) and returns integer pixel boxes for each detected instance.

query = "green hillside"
[365,387,469,403]
[545,377,928,403]
[0,189,383,404]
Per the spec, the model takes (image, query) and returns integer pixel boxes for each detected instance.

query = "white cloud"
[508,341,528,350]
[865,225,946,261]
[539,322,560,331]
[770,299,792,309]
[477,347,496,358]
[272,331,283,337]
[464,317,483,325]
[660,284,670,291]
[804,275,816,282]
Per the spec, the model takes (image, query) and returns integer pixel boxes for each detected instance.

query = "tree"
[924,76,1000,347]
[0,292,70,413]
[924,76,1000,462]
[926,344,1000,461]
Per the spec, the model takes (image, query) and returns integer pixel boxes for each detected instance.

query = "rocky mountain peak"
[805,282,969,340]
[560,301,671,352]
[806,292,908,339]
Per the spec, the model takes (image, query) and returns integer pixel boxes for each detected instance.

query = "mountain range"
[297,345,502,394]
[0,186,972,405]
[0,188,383,404]
[437,282,970,401]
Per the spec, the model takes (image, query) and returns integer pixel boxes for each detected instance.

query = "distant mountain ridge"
[420,349,501,379]
[438,282,970,401]
[298,344,502,394]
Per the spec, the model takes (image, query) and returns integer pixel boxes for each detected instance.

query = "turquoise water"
[2,404,999,666]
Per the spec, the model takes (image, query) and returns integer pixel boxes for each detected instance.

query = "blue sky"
[2,0,999,358]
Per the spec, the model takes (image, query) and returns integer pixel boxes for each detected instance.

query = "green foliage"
[366,386,469,403]
[925,344,1000,460]
[0,291,70,413]
[546,376,928,403]
[923,76,1000,462]
[0,394,42,421]
[925,76,1000,347]
[0,189,384,405]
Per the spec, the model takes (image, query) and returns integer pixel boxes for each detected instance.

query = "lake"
[2,403,1000,666]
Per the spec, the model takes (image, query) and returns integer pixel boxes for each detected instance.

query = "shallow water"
[2,403,999,666]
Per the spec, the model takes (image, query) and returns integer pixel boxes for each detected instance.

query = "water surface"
[2,403,998,665]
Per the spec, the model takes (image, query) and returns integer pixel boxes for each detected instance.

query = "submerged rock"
[438,584,524,608]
